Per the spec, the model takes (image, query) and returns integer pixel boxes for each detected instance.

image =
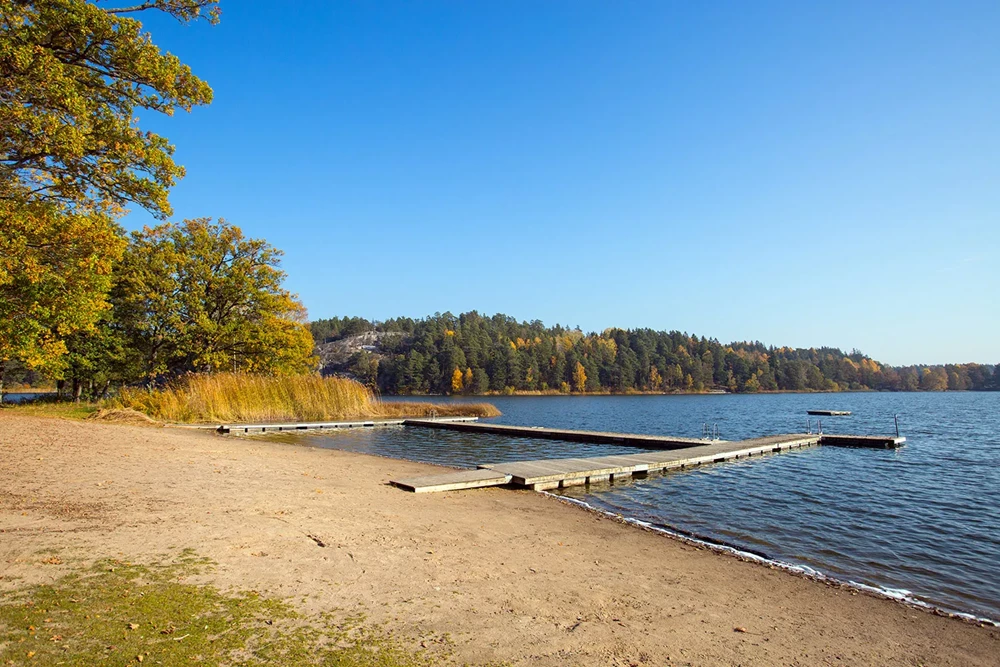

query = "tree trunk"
[72,378,82,403]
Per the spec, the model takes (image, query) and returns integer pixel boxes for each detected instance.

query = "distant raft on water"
[807,410,852,416]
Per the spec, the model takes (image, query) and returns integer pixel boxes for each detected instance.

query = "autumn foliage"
[313,312,1000,395]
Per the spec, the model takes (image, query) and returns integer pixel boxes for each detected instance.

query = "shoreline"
[548,492,1000,628]
[271,430,999,627]
[2,415,997,665]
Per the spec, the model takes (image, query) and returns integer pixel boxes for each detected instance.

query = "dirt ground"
[1,415,997,666]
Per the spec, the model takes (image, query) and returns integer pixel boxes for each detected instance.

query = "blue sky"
[125,1,999,366]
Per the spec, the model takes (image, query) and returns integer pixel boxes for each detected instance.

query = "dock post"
[894,414,900,438]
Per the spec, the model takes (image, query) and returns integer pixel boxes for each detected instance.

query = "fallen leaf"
[734,627,748,633]
[128,623,139,630]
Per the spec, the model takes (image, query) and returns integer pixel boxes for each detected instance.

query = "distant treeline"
[311,313,999,395]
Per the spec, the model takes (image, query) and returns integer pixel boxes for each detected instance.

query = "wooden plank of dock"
[220,416,480,435]
[390,433,822,492]
[482,434,821,490]
[403,420,713,449]
[820,434,905,448]
[390,468,512,493]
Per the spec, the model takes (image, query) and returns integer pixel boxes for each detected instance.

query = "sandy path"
[1,415,997,666]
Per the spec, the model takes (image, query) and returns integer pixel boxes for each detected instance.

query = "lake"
[271,392,1000,623]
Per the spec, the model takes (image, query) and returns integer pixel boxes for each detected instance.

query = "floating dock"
[390,426,905,493]
[207,415,904,493]
[807,410,852,416]
[404,420,718,449]
[216,416,480,435]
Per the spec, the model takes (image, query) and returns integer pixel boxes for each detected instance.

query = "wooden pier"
[808,410,852,416]
[404,420,717,449]
[216,416,480,435]
[207,415,904,493]
[391,424,906,493]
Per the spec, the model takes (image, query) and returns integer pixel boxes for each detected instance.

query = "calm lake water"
[273,392,1000,622]
[0,392,55,404]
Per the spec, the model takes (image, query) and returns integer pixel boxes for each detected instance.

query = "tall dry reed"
[375,401,501,419]
[114,373,375,423]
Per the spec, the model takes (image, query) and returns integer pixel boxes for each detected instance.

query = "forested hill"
[310,313,999,395]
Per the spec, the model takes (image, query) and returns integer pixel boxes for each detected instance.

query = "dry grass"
[114,373,374,424]
[87,407,162,426]
[113,373,500,424]
[376,401,502,418]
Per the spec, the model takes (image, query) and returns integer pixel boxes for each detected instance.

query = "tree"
[1,0,217,216]
[471,367,489,394]
[113,219,315,378]
[648,365,662,391]
[462,367,473,394]
[0,0,217,373]
[450,367,463,394]
[0,202,124,374]
[572,361,587,393]
[919,367,948,392]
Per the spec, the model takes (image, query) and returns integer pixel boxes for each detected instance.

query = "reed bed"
[113,373,500,423]
[375,401,502,419]
[115,373,375,423]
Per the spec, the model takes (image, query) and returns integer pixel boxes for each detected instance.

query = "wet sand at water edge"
[1,415,998,665]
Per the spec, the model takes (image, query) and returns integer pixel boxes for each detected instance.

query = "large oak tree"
[0,0,217,375]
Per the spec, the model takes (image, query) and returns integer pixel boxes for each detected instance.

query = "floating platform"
[216,416,479,435]
[404,420,713,449]
[389,468,513,493]
[819,434,905,448]
[807,410,852,416]
[390,429,906,493]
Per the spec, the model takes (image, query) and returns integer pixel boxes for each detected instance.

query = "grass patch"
[112,373,500,423]
[113,374,375,424]
[0,554,431,666]
[0,400,98,421]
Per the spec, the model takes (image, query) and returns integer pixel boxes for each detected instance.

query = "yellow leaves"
[649,366,663,389]
[596,337,617,358]
[451,367,464,393]
[572,362,587,393]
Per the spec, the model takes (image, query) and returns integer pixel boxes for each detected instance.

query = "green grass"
[0,553,432,666]
[0,400,99,421]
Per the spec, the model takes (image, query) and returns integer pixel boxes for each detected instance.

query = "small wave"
[546,492,1000,627]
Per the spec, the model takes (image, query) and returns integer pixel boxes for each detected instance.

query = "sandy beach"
[1,414,997,666]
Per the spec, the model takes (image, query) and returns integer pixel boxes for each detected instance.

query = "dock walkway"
[391,427,905,493]
[215,416,479,435]
[404,420,720,449]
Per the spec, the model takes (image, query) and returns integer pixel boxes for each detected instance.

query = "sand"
[1,414,997,666]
